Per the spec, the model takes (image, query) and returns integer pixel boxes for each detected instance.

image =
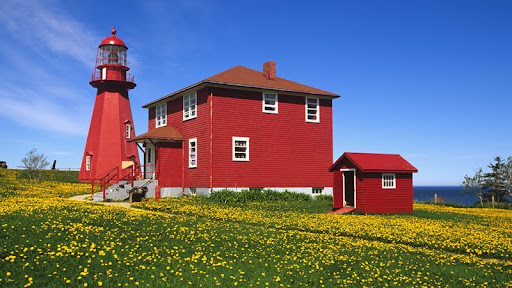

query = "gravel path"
[68,194,133,209]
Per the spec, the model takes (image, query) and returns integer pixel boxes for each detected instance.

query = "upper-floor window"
[189,138,197,168]
[262,92,278,114]
[183,92,197,121]
[305,97,319,123]
[125,124,131,139]
[156,103,167,128]
[233,137,249,161]
[382,173,396,189]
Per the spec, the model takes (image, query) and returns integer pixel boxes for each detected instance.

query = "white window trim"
[85,155,91,171]
[312,187,324,195]
[262,92,278,114]
[155,103,167,128]
[382,173,396,189]
[189,138,197,168]
[125,124,131,139]
[183,91,197,121]
[232,137,249,161]
[305,97,320,123]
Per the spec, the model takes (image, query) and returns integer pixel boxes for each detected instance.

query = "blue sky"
[0,0,510,185]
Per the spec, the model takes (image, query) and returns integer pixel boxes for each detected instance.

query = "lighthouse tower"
[79,27,140,182]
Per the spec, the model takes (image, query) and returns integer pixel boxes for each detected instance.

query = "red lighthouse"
[79,27,140,183]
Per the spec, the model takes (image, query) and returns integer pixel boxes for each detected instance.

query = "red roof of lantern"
[99,27,127,48]
[329,152,418,173]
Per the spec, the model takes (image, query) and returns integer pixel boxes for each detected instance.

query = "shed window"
[155,103,167,128]
[85,156,91,171]
[382,173,396,189]
[262,92,278,113]
[233,137,249,161]
[305,97,319,122]
[189,138,197,168]
[183,92,197,121]
[312,187,324,195]
[125,124,131,139]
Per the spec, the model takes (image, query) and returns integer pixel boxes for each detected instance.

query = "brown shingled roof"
[129,126,183,142]
[143,65,339,108]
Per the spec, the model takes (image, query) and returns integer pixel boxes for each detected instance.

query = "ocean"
[413,186,479,206]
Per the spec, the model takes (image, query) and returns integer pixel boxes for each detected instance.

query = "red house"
[329,152,418,213]
[130,62,339,198]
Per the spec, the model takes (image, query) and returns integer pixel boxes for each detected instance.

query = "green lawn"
[1,176,511,287]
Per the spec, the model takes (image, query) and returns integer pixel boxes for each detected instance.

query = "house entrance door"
[344,171,355,206]
[144,143,155,179]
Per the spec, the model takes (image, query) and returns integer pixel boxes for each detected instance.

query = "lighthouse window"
[183,92,197,121]
[85,156,91,171]
[232,137,249,161]
[189,138,197,168]
[125,124,131,139]
[156,103,167,128]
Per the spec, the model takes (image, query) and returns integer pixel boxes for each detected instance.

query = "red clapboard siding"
[148,107,155,131]
[164,88,210,187]
[157,142,183,187]
[210,87,332,188]
[359,173,413,213]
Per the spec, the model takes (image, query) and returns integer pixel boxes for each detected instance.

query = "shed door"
[344,171,355,206]
[144,144,155,179]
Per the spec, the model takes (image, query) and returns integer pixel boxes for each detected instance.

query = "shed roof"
[329,152,418,173]
[143,65,339,108]
[128,126,183,143]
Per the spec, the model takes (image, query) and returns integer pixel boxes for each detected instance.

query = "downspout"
[209,89,213,193]
[182,140,185,196]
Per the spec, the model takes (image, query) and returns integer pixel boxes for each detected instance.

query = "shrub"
[314,194,333,202]
[209,189,312,204]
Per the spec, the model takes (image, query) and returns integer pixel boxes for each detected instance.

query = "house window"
[382,173,396,189]
[183,91,197,121]
[233,137,249,161]
[189,188,197,196]
[262,92,278,113]
[156,103,167,128]
[85,156,91,171]
[189,138,197,168]
[312,187,324,195]
[125,124,131,139]
[305,97,319,123]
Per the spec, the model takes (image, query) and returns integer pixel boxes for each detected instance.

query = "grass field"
[1,170,511,287]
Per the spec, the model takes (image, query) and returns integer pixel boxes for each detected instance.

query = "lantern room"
[90,26,135,88]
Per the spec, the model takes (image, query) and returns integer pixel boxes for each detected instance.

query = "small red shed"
[329,152,418,214]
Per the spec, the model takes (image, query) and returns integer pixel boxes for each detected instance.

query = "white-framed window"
[382,173,396,189]
[262,92,278,114]
[125,124,131,139]
[101,67,107,80]
[305,97,319,123]
[312,187,324,195]
[232,137,249,161]
[85,155,91,171]
[189,188,197,196]
[183,91,197,121]
[189,138,197,168]
[155,103,167,128]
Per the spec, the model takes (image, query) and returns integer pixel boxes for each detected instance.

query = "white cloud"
[0,0,98,68]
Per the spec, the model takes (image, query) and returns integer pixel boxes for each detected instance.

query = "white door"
[145,144,155,179]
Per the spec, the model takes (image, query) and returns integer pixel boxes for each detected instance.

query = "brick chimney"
[263,61,276,80]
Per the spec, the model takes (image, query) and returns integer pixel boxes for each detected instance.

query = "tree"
[504,156,512,198]
[462,168,485,206]
[21,148,49,180]
[482,156,508,202]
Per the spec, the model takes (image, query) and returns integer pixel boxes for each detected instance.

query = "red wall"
[210,87,333,188]
[156,142,183,187]
[358,173,413,213]
[148,88,211,187]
